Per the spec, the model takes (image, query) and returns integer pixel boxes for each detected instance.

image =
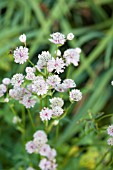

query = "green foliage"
[0,0,113,169]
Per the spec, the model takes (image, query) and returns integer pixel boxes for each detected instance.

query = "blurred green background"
[0,0,113,169]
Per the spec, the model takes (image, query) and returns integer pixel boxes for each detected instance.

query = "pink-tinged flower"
[2,78,10,85]
[54,57,65,74]
[67,33,74,40]
[0,84,7,97]
[49,97,64,108]
[33,130,48,143]
[49,161,57,170]
[40,107,53,121]
[32,76,48,95]
[39,144,51,156]
[25,72,35,81]
[107,125,113,136]
[107,138,113,146]
[20,94,36,108]
[47,148,57,160]
[47,57,65,74]
[52,106,63,117]
[13,46,29,64]
[62,79,76,89]
[49,32,66,45]
[47,58,55,73]
[11,73,24,87]
[55,84,67,92]
[19,34,26,43]
[36,51,51,70]
[46,75,61,88]
[69,89,82,102]
[25,141,36,154]
[63,48,81,66]
[25,67,36,73]
[39,158,51,170]
[9,87,27,100]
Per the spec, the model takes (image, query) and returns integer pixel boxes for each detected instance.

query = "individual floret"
[2,78,10,85]
[49,97,64,108]
[46,75,61,88]
[19,34,26,43]
[40,107,53,121]
[47,57,65,74]
[0,84,7,97]
[107,138,113,146]
[107,125,113,136]
[69,89,82,102]
[63,48,81,66]
[67,33,74,40]
[49,32,66,45]
[13,46,29,64]
[52,106,63,117]
[11,73,24,87]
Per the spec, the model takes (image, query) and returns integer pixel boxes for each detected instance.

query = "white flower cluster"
[0,32,83,169]
[26,130,57,170]
[107,125,113,146]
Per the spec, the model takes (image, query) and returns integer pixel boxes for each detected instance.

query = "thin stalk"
[27,109,35,130]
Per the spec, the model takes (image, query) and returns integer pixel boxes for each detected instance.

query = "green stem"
[27,109,35,130]
[28,59,35,67]
[96,113,113,122]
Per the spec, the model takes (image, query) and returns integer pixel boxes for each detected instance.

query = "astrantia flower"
[25,141,36,154]
[39,144,51,156]
[62,79,76,89]
[46,75,61,88]
[47,148,57,160]
[0,84,7,97]
[25,67,36,73]
[52,106,63,117]
[19,34,26,43]
[49,32,66,45]
[69,89,82,102]
[13,46,29,64]
[55,84,67,92]
[20,94,36,108]
[107,125,113,136]
[32,77,48,95]
[40,107,53,121]
[36,51,51,70]
[9,87,26,100]
[2,78,10,85]
[67,33,74,40]
[33,130,48,142]
[47,57,65,74]
[107,138,113,146]
[39,158,51,170]
[25,72,35,80]
[63,48,81,66]
[11,73,24,87]
[33,131,48,149]
[49,97,64,108]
